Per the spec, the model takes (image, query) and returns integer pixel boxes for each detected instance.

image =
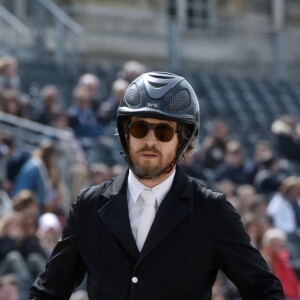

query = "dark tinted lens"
[155,125,174,142]
[130,122,149,139]
[129,122,176,142]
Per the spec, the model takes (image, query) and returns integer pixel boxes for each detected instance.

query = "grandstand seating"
[18,61,77,106]
[188,71,300,151]
[15,60,300,164]
[18,61,118,107]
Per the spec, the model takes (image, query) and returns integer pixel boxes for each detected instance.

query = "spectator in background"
[0,55,20,92]
[67,85,118,167]
[267,176,300,235]
[0,212,32,284]
[261,228,300,299]
[242,212,272,250]
[0,134,29,194]
[32,85,62,125]
[212,271,239,300]
[12,140,60,214]
[214,179,236,199]
[12,190,39,223]
[214,179,244,213]
[97,78,128,127]
[120,60,146,83]
[0,210,49,287]
[235,184,256,215]
[271,114,300,164]
[87,163,111,187]
[0,274,20,300]
[12,190,46,279]
[179,152,207,184]
[247,140,275,184]
[12,191,49,280]
[253,155,286,200]
[111,163,125,178]
[242,213,262,248]
[214,140,253,185]
[78,73,101,111]
[49,109,88,202]
[249,194,269,217]
[0,89,26,118]
[242,212,265,249]
[200,119,230,170]
[0,179,12,218]
[67,85,104,139]
[36,213,62,260]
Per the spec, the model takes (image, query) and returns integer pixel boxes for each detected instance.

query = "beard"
[128,145,175,180]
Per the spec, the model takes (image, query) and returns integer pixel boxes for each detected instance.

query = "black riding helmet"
[117,71,200,163]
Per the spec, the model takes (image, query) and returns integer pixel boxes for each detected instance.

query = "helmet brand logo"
[147,103,159,108]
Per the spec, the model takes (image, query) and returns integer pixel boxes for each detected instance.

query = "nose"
[144,128,157,144]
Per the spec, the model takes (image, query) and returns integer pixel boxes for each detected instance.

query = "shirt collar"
[128,168,176,206]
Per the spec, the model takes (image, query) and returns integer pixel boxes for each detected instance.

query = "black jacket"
[29,167,285,300]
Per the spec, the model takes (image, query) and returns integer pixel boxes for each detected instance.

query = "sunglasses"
[128,121,178,142]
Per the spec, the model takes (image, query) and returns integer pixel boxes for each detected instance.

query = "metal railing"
[0,0,85,73]
[35,0,84,71]
[0,111,73,144]
[1,1,300,81]
[0,5,31,54]
[65,4,168,66]
[0,111,76,202]
[65,2,300,81]
[0,5,30,35]
[38,0,83,35]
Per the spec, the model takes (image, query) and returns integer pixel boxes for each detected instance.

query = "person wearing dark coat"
[29,72,285,300]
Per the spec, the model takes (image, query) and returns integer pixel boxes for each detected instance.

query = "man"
[29,72,285,299]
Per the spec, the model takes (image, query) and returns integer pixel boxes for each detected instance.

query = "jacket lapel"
[138,167,192,261]
[97,167,193,261]
[98,169,139,259]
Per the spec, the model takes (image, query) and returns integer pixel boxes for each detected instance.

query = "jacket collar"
[98,167,192,261]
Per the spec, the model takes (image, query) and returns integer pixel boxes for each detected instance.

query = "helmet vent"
[169,90,190,111]
[124,83,140,106]
[149,81,168,88]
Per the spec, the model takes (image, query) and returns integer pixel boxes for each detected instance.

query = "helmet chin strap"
[163,161,176,174]
[163,144,187,174]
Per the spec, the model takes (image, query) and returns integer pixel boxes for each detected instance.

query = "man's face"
[127,116,179,181]
[225,150,243,168]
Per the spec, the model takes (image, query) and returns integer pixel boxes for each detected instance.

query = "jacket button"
[132,277,138,283]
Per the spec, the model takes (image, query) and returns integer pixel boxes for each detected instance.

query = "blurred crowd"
[0,54,300,300]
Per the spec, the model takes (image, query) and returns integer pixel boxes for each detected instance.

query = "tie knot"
[140,189,156,207]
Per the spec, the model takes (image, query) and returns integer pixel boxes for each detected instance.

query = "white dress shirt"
[127,168,176,240]
[267,192,300,233]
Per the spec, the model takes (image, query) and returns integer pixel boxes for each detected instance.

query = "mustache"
[137,146,161,155]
